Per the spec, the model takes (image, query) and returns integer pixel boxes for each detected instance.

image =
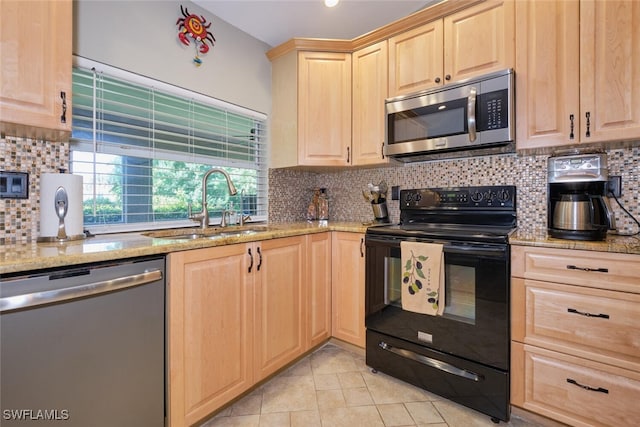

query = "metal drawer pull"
[569,114,575,139]
[567,265,608,273]
[248,248,254,273]
[60,91,67,123]
[567,378,608,394]
[256,247,262,271]
[567,308,609,319]
[379,341,482,382]
[0,270,162,313]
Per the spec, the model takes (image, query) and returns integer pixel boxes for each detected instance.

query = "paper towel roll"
[39,173,84,240]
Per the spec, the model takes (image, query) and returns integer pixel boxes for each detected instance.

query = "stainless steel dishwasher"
[0,256,166,427]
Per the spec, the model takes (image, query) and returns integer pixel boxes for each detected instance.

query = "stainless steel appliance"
[0,256,166,427]
[384,69,514,162]
[365,185,516,422]
[548,153,616,241]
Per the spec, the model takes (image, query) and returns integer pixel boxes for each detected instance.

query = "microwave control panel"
[478,90,508,131]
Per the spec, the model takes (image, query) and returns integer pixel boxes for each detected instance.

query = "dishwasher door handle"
[0,269,163,313]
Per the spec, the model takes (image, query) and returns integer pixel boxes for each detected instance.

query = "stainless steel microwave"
[384,69,515,162]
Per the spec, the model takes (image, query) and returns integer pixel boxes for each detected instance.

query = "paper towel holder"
[37,173,86,243]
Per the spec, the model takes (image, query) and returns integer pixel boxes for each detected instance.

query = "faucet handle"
[240,214,252,226]
[187,202,193,218]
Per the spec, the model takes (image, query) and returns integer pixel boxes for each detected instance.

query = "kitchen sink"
[142,225,271,240]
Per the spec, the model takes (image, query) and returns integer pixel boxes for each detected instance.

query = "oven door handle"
[467,86,477,142]
[379,341,483,382]
[444,244,507,258]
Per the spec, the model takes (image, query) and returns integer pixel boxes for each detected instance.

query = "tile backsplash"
[2,134,638,243]
[1,136,70,243]
[270,146,639,235]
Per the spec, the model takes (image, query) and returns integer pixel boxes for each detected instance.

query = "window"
[70,57,268,233]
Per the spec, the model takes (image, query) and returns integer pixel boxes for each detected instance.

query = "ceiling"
[192,0,438,48]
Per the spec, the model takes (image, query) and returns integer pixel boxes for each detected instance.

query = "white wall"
[73,0,272,115]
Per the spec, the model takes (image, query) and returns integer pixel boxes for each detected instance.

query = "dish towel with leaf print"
[400,241,445,316]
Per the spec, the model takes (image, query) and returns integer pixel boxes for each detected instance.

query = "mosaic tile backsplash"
[1,137,70,243]
[2,135,639,243]
[269,146,640,236]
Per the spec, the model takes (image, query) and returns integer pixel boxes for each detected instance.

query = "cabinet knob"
[435,77,441,83]
[445,74,451,81]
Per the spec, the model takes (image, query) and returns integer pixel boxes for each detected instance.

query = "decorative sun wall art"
[176,5,216,66]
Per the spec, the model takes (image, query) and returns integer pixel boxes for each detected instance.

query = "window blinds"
[70,58,268,232]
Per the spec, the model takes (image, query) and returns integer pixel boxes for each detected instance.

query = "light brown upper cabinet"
[389,0,515,97]
[352,41,390,166]
[516,0,640,150]
[0,0,72,141]
[271,51,352,168]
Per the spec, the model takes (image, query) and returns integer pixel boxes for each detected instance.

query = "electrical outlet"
[391,185,400,200]
[607,176,622,197]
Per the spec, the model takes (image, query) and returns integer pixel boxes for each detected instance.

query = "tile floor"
[201,343,552,427]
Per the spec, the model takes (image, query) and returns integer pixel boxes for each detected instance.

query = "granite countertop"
[509,228,640,255]
[3,223,638,276]
[0,222,369,276]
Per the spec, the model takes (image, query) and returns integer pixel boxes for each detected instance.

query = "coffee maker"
[547,153,616,241]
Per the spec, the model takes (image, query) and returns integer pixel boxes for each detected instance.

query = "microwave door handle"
[467,87,477,142]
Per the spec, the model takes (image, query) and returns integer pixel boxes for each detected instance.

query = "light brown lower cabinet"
[331,232,366,348]
[307,232,332,348]
[168,234,330,427]
[511,245,640,427]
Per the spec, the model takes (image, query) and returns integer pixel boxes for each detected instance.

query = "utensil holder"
[371,200,389,223]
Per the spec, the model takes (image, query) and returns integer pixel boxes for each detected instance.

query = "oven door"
[365,234,509,370]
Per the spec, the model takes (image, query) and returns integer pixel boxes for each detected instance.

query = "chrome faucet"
[189,168,238,229]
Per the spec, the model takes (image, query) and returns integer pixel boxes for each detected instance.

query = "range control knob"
[470,191,483,203]
[497,189,511,202]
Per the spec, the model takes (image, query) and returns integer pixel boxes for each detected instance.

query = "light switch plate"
[0,171,29,199]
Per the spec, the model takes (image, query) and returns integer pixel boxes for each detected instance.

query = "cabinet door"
[298,51,352,166]
[444,0,515,83]
[254,236,306,380]
[580,0,640,143]
[388,20,443,96]
[331,232,366,348]
[352,41,389,166]
[0,0,72,139]
[306,232,332,348]
[168,244,253,427]
[515,0,580,149]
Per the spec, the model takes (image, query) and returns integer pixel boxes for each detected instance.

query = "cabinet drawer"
[511,246,640,293]
[512,343,640,427]
[512,278,640,370]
